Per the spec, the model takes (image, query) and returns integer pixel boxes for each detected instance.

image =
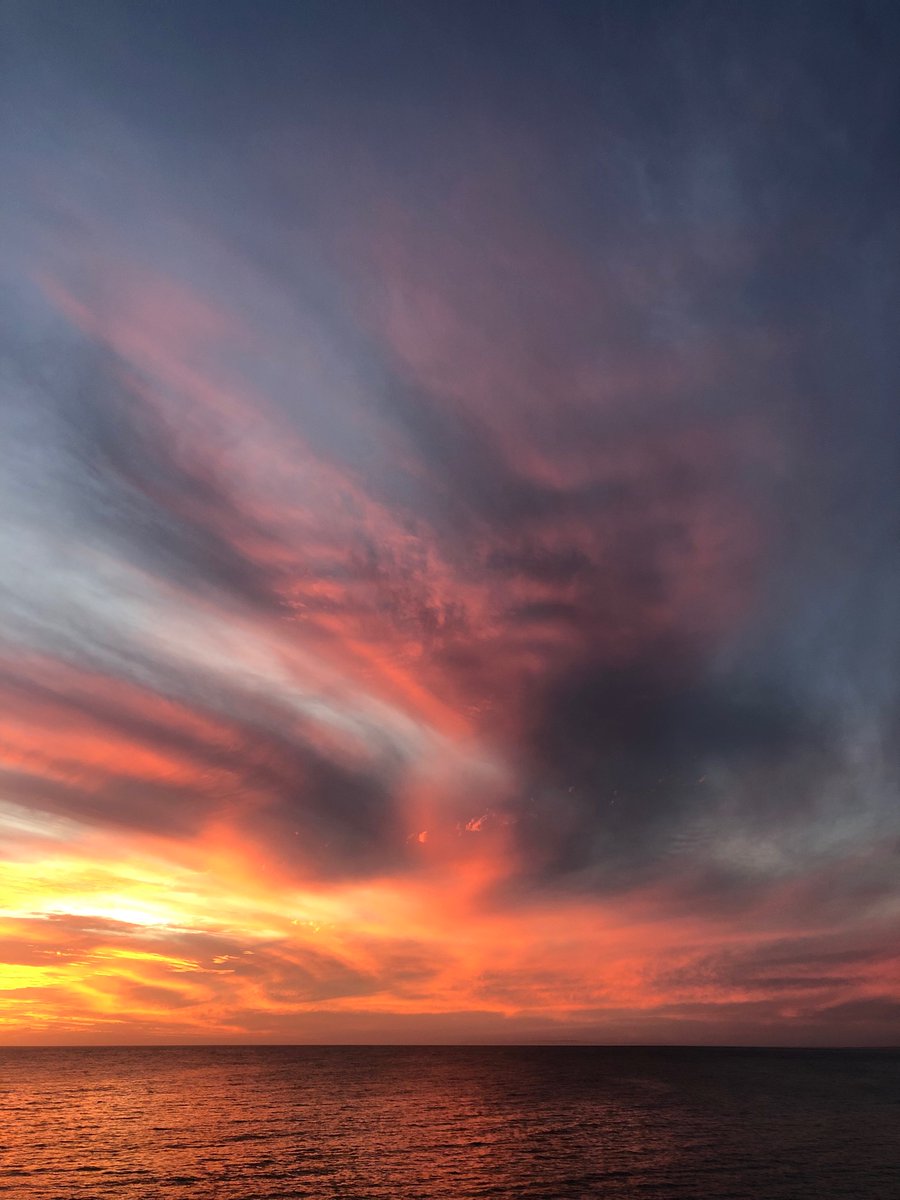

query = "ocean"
[1,1046,898,1198]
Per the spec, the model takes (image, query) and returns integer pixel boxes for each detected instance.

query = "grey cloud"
[45,346,289,613]
[653,933,896,1001]
[0,648,412,876]
[515,657,831,887]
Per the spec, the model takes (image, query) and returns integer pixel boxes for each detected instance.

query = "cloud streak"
[0,0,898,1043]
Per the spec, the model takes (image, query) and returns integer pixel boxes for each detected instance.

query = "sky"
[1,0,899,1046]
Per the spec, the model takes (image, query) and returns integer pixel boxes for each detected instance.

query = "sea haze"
[2,1046,898,1199]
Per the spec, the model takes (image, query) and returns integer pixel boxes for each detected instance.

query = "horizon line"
[2,1041,897,1051]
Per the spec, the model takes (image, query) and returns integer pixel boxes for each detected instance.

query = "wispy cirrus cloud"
[0,0,898,1044]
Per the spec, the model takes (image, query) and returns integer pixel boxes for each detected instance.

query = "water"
[1,1046,898,1199]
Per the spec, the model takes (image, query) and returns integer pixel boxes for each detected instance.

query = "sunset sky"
[2,1,899,1046]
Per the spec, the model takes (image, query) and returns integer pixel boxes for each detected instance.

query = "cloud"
[0,0,898,1042]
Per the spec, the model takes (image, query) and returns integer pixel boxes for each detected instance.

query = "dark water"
[1,1046,898,1199]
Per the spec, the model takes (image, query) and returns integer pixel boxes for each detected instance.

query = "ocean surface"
[1,1046,898,1199]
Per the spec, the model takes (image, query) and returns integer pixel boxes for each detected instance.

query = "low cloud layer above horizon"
[1,0,899,1045]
